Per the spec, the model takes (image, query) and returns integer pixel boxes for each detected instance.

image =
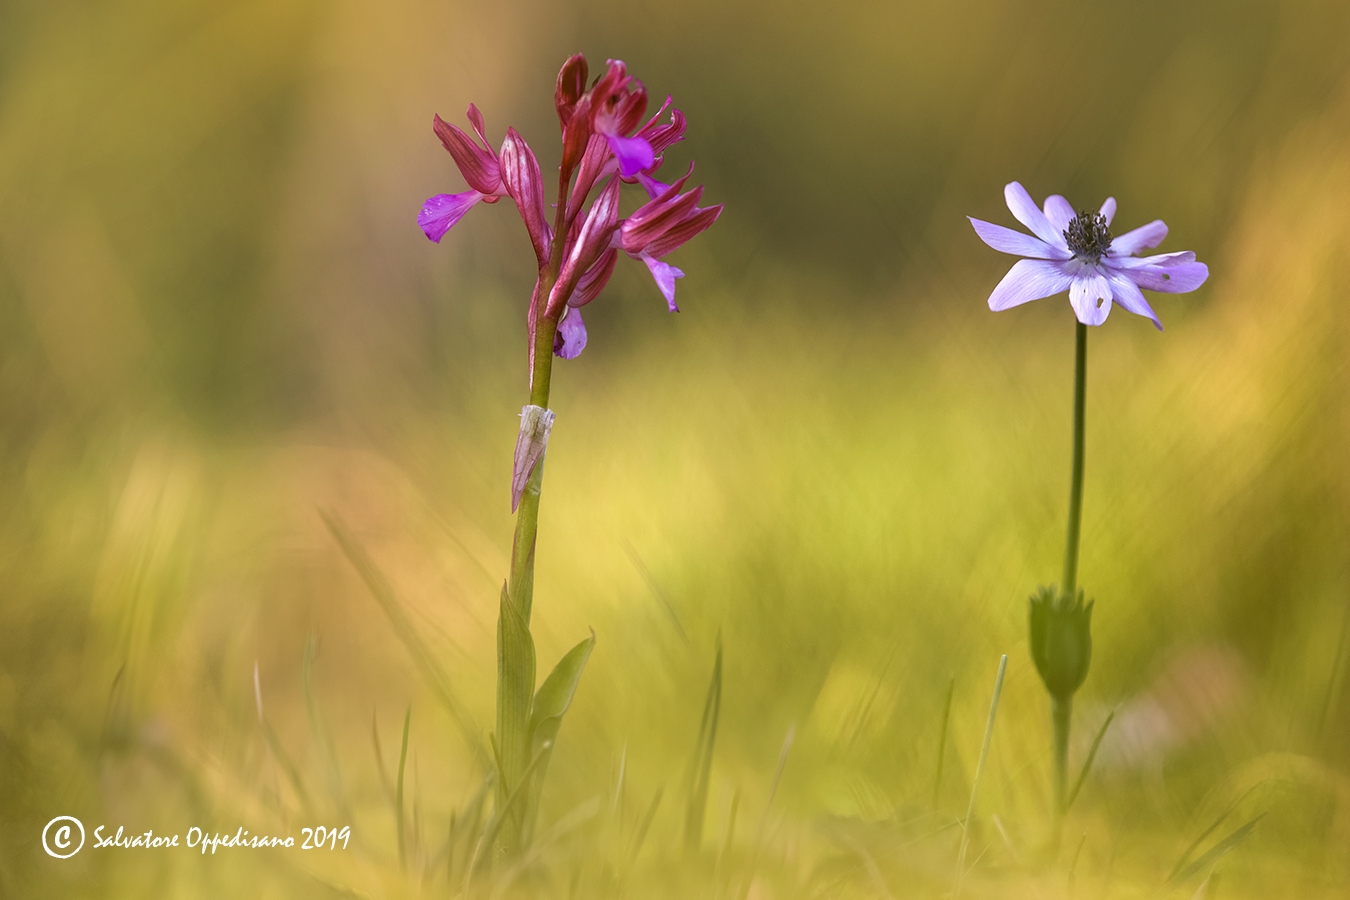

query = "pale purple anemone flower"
[970,182,1208,329]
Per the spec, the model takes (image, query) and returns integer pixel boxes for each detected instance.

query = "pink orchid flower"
[418,54,720,366]
[417,106,508,242]
[618,166,723,311]
[587,60,654,179]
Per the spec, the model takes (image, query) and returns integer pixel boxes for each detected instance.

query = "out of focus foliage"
[2,0,1349,896]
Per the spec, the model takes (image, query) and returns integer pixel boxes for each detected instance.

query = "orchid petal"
[526,279,543,388]
[968,217,1068,260]
[567,134,615,223]
[1043,195,1076,233]
[570,248,617,308]
[588,60,649,158]
[651,110,686,154]
[1069,271,1113,326]
[417,191,482,242]
[637,100,686,157]
[637,96,671,133]
[500,128,550,266]
[590,62,649,135]
[637,172,670,199]
[645,204,722,259]
[986,258,1076,311]
[1004,182,1067,248]
[606,133,655,179]
[620,163,694,235]
[589,60,629,115]
[433,114,500,195]
[615,80,649,134]
[1109,219,1168,255]
[643,256,685,312]
[560,94,593,179]
[1104,269,1162,330]
[622,183,703,253]
[549,177,621,316]
[553,306,588,359]
[465,104,491,150]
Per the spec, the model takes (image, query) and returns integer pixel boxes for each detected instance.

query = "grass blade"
[628,787,664,868]
[1168,784,1261,882]
[396,703,411,872]
[932,674,955,810]
[954,653,1008,899]
[1168,814,1265,886]
[1065,706,1116,812]
[739,725,795,900]
[715,786,740,881]
[322,510,487,766]
[372,711,394,804]
[623,539,689,643]
[464,746,554,889]
[254,660,312,814]
[303,635,349,818]
[685,639,723,852]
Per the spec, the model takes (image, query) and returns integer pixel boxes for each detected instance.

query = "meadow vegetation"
[2,0,1349,896]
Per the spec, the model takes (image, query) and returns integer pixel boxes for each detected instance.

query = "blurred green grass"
[2,0,1350,896]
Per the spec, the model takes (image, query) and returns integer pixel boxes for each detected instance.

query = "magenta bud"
[500,128,550,266]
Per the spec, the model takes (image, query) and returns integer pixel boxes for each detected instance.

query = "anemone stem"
[1061,322,1087,599]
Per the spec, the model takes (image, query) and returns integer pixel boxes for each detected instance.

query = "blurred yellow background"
[2,0,1349,896]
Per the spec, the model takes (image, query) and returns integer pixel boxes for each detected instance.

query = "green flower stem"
[494,173,571,859]
[1061,322,1087,599]
[1052,694,1072,817]
[1052,321,1087,828]
[507,313,560,625]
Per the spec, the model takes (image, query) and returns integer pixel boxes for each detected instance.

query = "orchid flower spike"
[418,54,720,362]
[970,182,1208,329]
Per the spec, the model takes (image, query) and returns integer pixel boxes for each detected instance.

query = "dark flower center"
[1064,209,1112,262]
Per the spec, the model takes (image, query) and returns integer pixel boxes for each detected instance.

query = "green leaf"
[529,632,597,750]
[520,631,596,844]
[496,582,536,802]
